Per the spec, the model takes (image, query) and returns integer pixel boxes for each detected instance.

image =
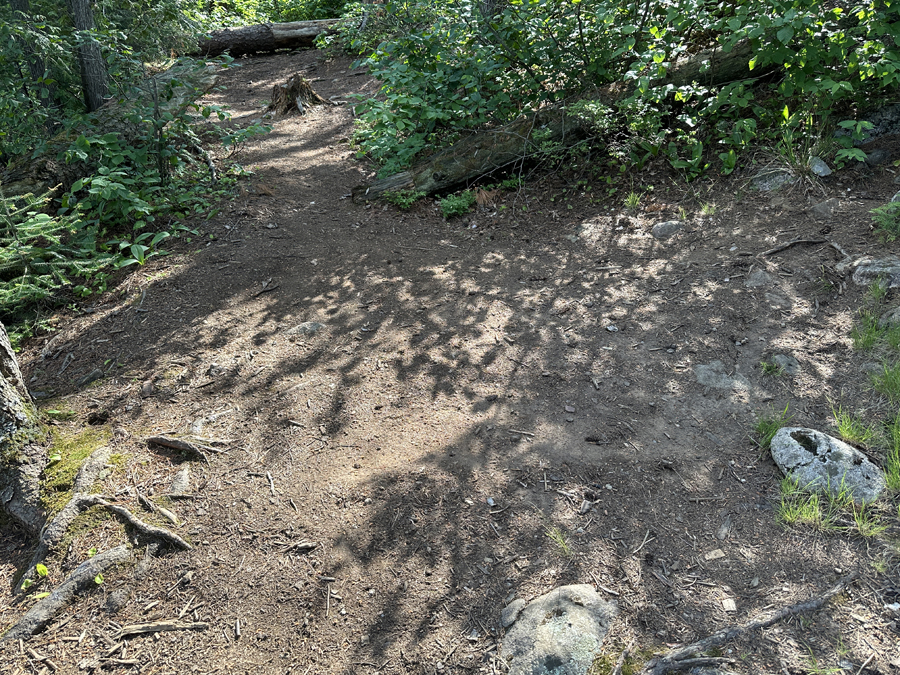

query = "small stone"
[140,381,155,398]
[809,156,832,177]
[744,269,773,288]
[77,369,104,387]
[722,598,737,613]
[651,220,683,240]
[750,576,760,588]
[486,497,495,507]
[565,405,576,413]
[285,321,325,337]
[265,222,278,229]
[809,197,839,219]
[765,292,792,309]
[566,416,575,423]
[705,549,726,561]
[715,515,733,541]
[849,256,900,287]
[606,325,618,332]
[753,169,795,191]
[170,467,190,495]
[772,353,800,376]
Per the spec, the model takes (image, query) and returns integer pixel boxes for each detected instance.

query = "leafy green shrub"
[340,0,900,178]
[870,202,900,241]
[440,190,476,219]
[384,190,425,210]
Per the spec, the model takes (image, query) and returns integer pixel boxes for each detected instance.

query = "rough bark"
[266,74,330,117]
[0,61,218,198]
[353,40,777,201]
[67,0,108,113]
[196,19,338,57]
[0,321,46,537]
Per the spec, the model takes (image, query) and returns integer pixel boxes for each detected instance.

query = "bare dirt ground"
[2,50,900,675]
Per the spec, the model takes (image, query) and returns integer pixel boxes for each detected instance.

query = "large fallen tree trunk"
[0,60,219,199]
[353,40,776,202]
[196,19,338,57]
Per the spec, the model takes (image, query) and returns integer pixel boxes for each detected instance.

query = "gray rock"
[744,269,773,288]
[753,169,796,191]
[772,354,800,376]
[502,585,617,675]
[170,467,190,495]
[809,197,838,219]
[694,361,750,390]
[104,588,130,614]
[770,427,885,504]
[892,191,900,203]
[865,148,891,166]
[501,599,527,628]
[651,220,683,240]
[848,256,900,287]
[765,292,792,309]
[809,156,832,177]
[285,321,325,337]
[879,306,900,328]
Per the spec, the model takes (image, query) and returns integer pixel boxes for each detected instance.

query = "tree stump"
[266,74,330,117]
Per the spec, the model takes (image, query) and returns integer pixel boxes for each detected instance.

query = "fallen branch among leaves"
[1,545,131,642]
[640,570,859,675]
[115,620,209,639]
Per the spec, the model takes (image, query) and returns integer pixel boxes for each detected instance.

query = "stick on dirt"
[87,497,192,550]
[640,570,859,674]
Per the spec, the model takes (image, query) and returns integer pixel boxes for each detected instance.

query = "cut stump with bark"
[266,74,330,117]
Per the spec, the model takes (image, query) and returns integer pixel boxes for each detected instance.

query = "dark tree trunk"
[0,322,46,537]
[7,0,56,111]
[196,19,338,57]
[66,0,108,113]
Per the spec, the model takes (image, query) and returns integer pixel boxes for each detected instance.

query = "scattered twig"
[612,638,636,675]
[856,654,874,675]
[632,530,653,555]
[508,429,536,437]
[758,238,826,257]
[640,570,859,674]
[266,471,276,496]
[116,620,209,638]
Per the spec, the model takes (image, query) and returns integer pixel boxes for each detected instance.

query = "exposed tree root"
[1,545,131,642]
[639,570,859,675]
[86,497,192,551]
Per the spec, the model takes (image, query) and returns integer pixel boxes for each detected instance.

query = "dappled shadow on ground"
[2,50,898,674]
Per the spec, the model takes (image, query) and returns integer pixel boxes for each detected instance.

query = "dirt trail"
[2,50,899,674]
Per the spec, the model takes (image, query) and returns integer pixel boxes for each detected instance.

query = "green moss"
[57,505,114,554]
[108,452,128,468]
[42,408,77,421]
[589,646,657,675]
[41,427,110,515]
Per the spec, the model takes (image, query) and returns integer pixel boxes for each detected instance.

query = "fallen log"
[196,20,338,57]
[353,40,777,202]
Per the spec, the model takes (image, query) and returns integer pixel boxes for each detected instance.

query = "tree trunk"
[196,19,338,57]
[266,74,330,116]
[0,321,46,537]
[353,40,778,201]
[67,0,108,113]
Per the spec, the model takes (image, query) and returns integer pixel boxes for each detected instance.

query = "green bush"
[440,190,475,219]
[340,0,900,178]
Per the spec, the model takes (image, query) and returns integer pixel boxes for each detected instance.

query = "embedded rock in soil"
[879,305,900,328]
[651,220,682,240]
[809,197,838,219]
[693,361,750,390]
[502,584,617,675]
[753,169,796,191]
[809,156,832,177]
[744,269,773,287]
[772,354,800,376]
[847,256,900,287]
[285,321,325,337]
[501,599,527,628]
[170,467,190,494]
[770,427,885,504]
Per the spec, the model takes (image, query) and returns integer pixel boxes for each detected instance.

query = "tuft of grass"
[870,361,900,403]
[851,503,887,538]
[868,277,889,304]
[760,359,785,377]
[851,311,883,351]
[699,201,717,217]
[545,525,572,557]
[777,476,837,531]
[883,413,900,491]
[623,191,641,212]
[755,404,792,450]
[830,404,874,446]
